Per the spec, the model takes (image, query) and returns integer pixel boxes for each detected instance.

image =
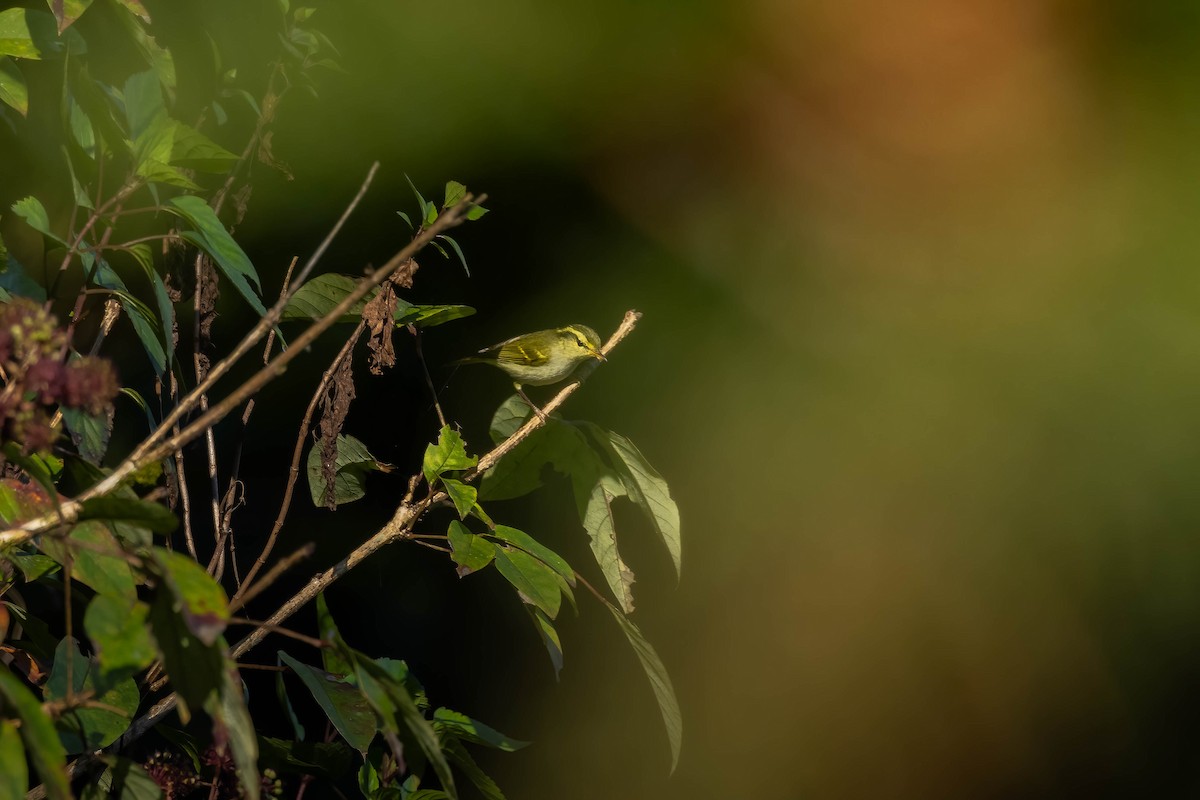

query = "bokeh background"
[15,0,1200,796]
[197,1,1200,797]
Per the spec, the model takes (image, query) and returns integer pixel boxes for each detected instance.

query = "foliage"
[0,2,681,798]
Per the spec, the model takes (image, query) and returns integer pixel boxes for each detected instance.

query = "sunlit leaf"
[46,0,95,34]
[395,303,475,328]
[12,195,66,245]
[0,8,59,60]
[422,426,477,484]
[441,478,476,519]
[432,708,528,752]
[577,469,635,614]
[447,521,494,577]
[582,426,681,580]
[493,545,561,619]
[442,181,466,208]
[489,525,572,584]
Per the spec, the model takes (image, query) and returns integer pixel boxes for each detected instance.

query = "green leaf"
[152,547,229,646]
[47,0,95,34]
[206,669,259,800]
[315,593,352,676]
[0,667,70,800]
[438,235,470,277]
[306,434,386,508]
[60,405,112,464]
[441,739,505,800]
[46,638,138,753]
[279,651,376,754]
[123,69,162,142]
[281,273,364,322]
[83,594,156,678]
[0,56,27,115]
[283,273,474,329]
[146,586,224,722]
[577,468,635,614]
[432,708,528,752]
[98,280,168,376]
[479,404,593,501]
[77,495,176,534]
[351,655,456,799]
[40,521,137,601]
[0,719,27,800]
[526,607,562,679]
[126,243,175,371]
[0,247,46,301]
[422,426,477,484]
[12,195,66,245]
[584,427,681,580]
[170,122,238,172]
[606,603,682,773]
[447,521,494,577]
[166,195,267,317]
[489,525,572,584]
[465,204,488,221]
[11,552,58,581]
[395,303,475,328]
[442,181,466,208]
[441,478,476,519]
[99,757,163,800]
[257,736,355,780]
[0,8,59,60]
[493,546,561,619]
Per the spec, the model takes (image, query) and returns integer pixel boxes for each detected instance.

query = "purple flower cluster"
[0,299,118,452]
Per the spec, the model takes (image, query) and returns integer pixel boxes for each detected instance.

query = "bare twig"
[230,323,365,608]
[410,326,447,427]
[228,618,326,650]
[229,543,314,612]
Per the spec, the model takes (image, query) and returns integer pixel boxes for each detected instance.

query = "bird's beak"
[592,349,607,362]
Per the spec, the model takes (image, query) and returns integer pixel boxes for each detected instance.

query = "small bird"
[457,324,606,415]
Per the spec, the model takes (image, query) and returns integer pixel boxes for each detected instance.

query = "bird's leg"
[515,384,548,422]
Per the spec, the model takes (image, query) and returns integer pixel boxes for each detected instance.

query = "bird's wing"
[493,339,550,367]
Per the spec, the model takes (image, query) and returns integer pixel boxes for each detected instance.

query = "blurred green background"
[240,0,1200,797]
[19,0,1200,796]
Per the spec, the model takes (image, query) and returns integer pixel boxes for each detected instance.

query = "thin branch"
[410,326,447,428]
[230,322,364,608]
[228,618,326,650]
